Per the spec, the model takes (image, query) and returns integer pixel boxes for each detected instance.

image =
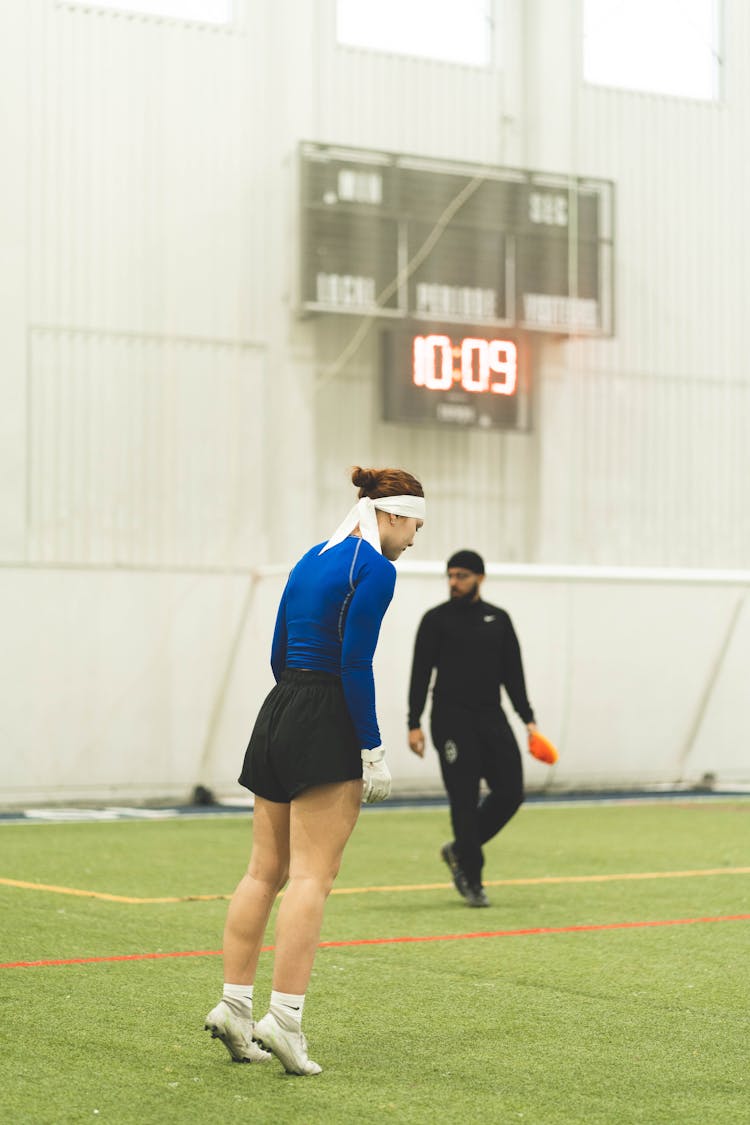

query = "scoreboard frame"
[298,140,615,338]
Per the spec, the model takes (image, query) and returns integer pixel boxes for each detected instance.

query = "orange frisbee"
[528,730,559,765]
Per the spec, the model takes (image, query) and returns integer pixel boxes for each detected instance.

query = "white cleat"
[204,1001,271,1063]
[253,1012,322,1076]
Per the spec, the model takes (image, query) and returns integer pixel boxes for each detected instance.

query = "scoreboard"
[298,141,615,430]
[299,141,614,333]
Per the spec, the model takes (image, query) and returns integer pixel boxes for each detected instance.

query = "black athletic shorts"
[238,669,362,803]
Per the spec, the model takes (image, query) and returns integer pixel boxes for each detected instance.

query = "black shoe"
[465,884,490,908]
[440,842,470,900]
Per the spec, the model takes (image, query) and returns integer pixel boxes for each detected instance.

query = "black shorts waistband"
[280,669,342,686]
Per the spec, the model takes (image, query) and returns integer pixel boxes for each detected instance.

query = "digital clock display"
[382,327,530,431]
[413,334,517,395]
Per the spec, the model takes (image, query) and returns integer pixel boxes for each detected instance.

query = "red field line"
[2,912,748,969]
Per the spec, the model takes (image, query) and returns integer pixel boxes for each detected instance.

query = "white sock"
[270,989,305,1032]
[223,982,254,1018]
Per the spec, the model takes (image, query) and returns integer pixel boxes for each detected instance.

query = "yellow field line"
[0,879,227,904]
[1,866,749,904]
[333,867,750,894]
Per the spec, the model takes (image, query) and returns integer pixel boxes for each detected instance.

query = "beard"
[450,579,481,605]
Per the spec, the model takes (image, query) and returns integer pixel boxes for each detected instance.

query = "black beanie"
[446,549,485,575]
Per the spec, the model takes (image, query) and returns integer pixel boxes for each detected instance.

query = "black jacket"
[408,598,535,729]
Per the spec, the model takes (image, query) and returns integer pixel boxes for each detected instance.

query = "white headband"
[319,494,426,555]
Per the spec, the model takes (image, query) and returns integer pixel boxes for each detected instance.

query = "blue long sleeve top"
[270,536,397,749]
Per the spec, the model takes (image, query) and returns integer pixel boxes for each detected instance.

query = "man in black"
[407,550,537,907]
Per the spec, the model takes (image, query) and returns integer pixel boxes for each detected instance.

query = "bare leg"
[272,779,362,994]
[222,797,291,984]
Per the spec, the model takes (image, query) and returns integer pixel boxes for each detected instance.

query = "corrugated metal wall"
[531,0,750,566]
[537,362,750,565]
[28,1,266,341]
[2,0,750,800]
[28,325,267,567]
[308,0,746,571]
[22,0,273,569]
[304,0,750,569]
[10,0,748,571]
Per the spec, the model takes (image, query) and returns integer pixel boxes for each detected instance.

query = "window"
[337,0,492,67]
[583,0,720,100]
[60,0,233,25]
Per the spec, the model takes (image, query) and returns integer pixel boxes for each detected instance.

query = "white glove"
[361,747,392,804]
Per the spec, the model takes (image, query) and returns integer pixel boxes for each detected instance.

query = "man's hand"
[361,747,392,803]
[408,728,425,758]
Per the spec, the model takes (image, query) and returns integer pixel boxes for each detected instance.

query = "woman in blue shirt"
[205,466,425,1076]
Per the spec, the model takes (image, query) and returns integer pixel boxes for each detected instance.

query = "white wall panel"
[317,50,508,165]
[536,364,750,566]
[310,0,510,163]
[28,0,268,342]
[27,326,267,567]
[1,566,257,802]
[0,3,29,559]
[3,564,748,804]
[510,0,750,569]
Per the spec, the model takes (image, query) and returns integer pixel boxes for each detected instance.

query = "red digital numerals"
[412,335,517,395]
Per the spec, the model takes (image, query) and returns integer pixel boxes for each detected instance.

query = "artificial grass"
[1,801,749,1124]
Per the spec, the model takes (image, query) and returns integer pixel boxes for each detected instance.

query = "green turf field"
[1,799,748,1124]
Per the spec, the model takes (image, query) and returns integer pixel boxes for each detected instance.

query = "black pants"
[431,703,524,886]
